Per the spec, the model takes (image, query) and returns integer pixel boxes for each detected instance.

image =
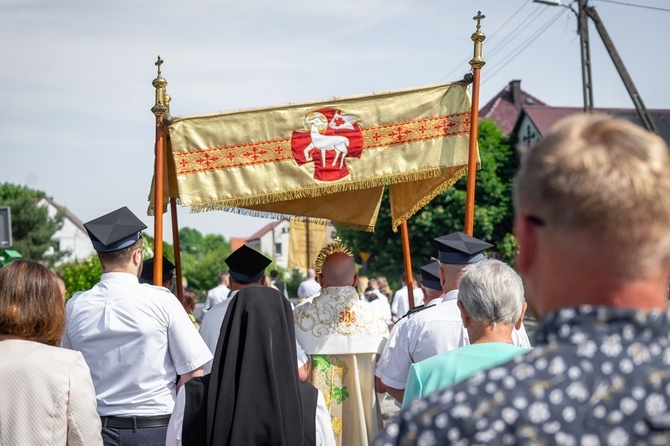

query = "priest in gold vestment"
[294,240,389,446]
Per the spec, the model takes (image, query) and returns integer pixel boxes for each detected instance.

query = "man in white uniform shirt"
[198,244,272,374]
[381,232,531,403]
[203,272,229,313]
[390,273,423,321]
[376,261,444,399]
[62,206,212,446]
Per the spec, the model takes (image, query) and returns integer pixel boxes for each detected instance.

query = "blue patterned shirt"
[375,306,670,445]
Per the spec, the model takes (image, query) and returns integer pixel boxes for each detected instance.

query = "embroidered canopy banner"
[151,81,474,231]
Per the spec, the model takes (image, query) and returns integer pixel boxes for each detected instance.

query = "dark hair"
[181,289,198,313]
[0,260,65,346]
[270,270,279,278]
[98,238,142,270]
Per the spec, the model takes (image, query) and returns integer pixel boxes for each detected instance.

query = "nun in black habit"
[176,285,317,446]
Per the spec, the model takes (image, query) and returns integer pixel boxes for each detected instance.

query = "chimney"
[510,80,522,109]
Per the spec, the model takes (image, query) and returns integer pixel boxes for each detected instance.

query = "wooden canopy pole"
[151,56,169,285]
[170,199,184,300]
[464,12,486,236]
[400,221,415,309]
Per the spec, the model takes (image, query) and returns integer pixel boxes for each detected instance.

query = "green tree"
[178,227,231,292]
[0,182,67,266]
[59,255,102,299]
[337,119,517,280]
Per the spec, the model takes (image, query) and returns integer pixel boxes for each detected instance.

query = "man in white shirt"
[390,273,422,321]
[62,206,212,446]
[381,232,531,403]
[203,273,229,313]
[375,261,444,399]
[297,268,321,303]
[198,244,272,374]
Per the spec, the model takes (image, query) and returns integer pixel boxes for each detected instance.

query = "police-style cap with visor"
[84,206,147,253]
[420,261,442,291]
[139,256,175,285]
[433,232,493,264]
[225,244,272,283]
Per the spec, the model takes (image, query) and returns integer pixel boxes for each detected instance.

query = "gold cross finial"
[155,55,164,76]
[473,11,485,30]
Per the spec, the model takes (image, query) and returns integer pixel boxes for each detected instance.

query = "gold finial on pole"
[464,11,486,236]
[469,11,486,70]
[151,55,168,116]
[151,56,168,286]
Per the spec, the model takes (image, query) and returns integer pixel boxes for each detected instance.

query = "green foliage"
[142,233,175,261]
[337,119,518,280]
[58,255,102,299]
[0,182,67,266]
[0,183,45,202]
[286,269,304,299]
[178,227,231,292]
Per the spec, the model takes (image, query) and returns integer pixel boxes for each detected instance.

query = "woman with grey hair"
[402,259,529,407]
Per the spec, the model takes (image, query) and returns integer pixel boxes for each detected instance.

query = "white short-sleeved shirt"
[367,291,393,326]
[375,316,409,381]
[199,291,238,374]
[62,272,213,416]
[381,290,532,389]
[203,284,230,312]
[390,286,423,319]
[297,278,321,299]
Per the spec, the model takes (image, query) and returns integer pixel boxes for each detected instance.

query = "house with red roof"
[481,80,670,148]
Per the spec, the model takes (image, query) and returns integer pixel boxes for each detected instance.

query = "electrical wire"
[439,1,537,82]
[483,8,569,84]
[484,5,546,59]
[594,0,670,12]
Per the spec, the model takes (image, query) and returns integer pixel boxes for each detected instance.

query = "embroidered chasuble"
[294,286,389,446]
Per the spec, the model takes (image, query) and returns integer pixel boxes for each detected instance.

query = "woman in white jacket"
[0,260,102,446]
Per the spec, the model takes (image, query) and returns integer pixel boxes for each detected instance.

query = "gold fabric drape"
[287,221,328,272]
[149,82,475,231]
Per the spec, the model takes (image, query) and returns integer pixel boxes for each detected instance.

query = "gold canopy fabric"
[150,82,475,231]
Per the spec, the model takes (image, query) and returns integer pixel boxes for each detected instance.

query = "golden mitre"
[314,237,353,275]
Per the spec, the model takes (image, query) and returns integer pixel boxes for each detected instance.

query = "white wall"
[257,221,290,269]
[38,199,95,264]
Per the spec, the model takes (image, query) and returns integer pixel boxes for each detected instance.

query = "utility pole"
[535,0,658,132]
[578,0,594,112]
[584,5,659,133]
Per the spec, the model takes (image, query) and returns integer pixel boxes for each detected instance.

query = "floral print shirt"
[375,306,670,446]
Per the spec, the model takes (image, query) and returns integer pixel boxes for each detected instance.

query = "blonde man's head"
[514,114,670,278]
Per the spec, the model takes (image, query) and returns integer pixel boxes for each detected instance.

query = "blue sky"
[1,0,667,241]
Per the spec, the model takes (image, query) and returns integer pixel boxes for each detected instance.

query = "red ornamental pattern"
[173,111,470,177]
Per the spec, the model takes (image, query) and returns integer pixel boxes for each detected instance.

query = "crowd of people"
[3,114,670,445]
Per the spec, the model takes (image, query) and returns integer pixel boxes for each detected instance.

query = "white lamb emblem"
[302,112,357,170]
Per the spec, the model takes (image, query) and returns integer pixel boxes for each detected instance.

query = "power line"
[485,5,546,58]
[483,8,569,83]
[440,1,537,82]
[594,0,670,12]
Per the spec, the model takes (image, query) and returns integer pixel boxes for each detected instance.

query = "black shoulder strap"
[299,381,318,446]
[182,375,209,446]
[400,304,428,321]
